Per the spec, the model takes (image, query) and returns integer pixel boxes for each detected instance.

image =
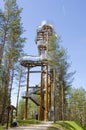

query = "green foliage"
[18,99,25,119]
[67,87,86,127]
[4,0,25,62]
[47,33,62,68]
[18,99,38,119]
[52,121,84,130]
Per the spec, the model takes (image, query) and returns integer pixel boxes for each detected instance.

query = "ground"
[8,121,53,130]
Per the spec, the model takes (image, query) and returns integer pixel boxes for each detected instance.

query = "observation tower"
[35,21,53,120]
[20,21,54,121]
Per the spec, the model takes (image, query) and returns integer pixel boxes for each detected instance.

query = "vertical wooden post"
[45,64,48,121]
[49,75,52,113]
[10,109,13,127]
[40,64,44,120]
[24,67,29,120]
[53,67,56,123]
[6,109,10,129]
[61,81,64,121]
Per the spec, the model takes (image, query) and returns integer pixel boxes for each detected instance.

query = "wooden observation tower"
[36,21,53,120]
[20,21,54,121]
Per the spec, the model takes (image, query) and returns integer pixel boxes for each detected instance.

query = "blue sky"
[1,0,86,94]
[17,0,86,90]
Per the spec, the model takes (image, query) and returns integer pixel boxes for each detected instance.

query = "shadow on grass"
[48,126,60,130]
[57,121,84,130]
[47,122,78,130]
[57,122,77,130]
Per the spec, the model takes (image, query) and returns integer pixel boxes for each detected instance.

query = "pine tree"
[47,32,74,121]
[68,87,86,127]
[0,0,25,124]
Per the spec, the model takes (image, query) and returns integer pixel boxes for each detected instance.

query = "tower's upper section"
[35,21,53,50]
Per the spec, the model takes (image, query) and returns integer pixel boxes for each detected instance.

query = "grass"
[17,119,41,126]
[48,121,85,130]
[0,125,5,130]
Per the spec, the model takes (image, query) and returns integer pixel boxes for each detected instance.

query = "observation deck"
[36,21,53,50]
[20,55,47,67]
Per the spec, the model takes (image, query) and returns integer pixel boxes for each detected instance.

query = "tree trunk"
[1,60,11,124]
[9,67,14,105]
[16,69,22,116]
